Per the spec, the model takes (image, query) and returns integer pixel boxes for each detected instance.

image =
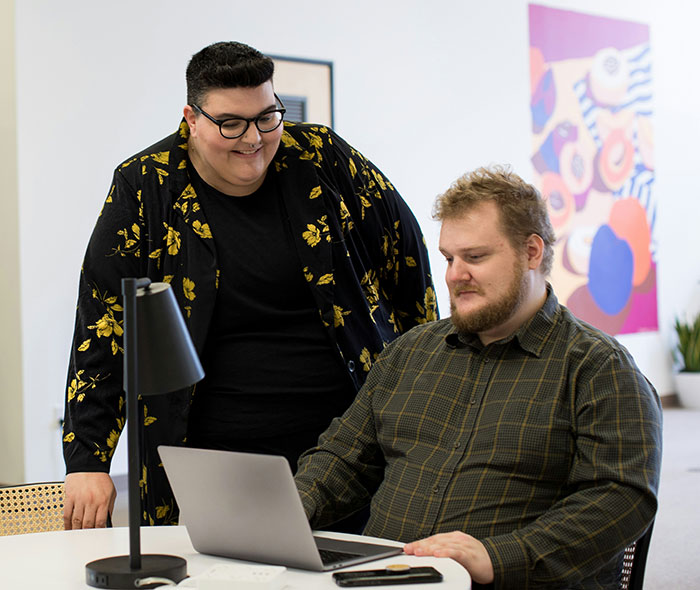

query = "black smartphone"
[333,565,443,586]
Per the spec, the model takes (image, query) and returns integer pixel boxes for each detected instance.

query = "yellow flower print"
[333,304,351,328]
[317,273,334,286]
[180,183,196,200]
[372,169,387,190]
[112,224,141,258]
[148,249,163,266]
[303,267,314,282]
[120,156,138,171]
[309,186,322,200]
[280,132,301,149]
[154,168,168,184]
[359,348,373,372]
[77,339,91,352]
[163,223,181,255]
[359,195,371,218]
[306,133,323,148]
[192,220,212,239]
[63,432,75,443]
[144,404,157,426]
[106,430,119,451]
[88,314,123,339]
[303,224,322,247]
[424,287,437,321]
[150,151,169,166]
[183,277,196,301]
[67,370,107,403]
[338,200,354,233]
[349,157,357,178]
[156,505,170,519]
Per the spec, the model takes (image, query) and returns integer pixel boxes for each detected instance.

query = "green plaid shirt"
[296,288,662,589]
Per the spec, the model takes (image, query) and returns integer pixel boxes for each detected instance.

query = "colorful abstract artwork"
[528,4,657,335]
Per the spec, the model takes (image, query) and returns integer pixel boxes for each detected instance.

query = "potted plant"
[674,313,700,409]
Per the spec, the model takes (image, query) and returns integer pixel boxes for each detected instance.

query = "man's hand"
[63,472,116,530]
[403,531,495,584]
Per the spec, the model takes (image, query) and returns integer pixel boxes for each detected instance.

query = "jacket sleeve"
[326,129,438,332]
[63,166,145,473]
[481,350,662,589]
[294,351,391,526]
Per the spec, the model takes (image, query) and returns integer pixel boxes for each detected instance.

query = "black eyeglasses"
[191,94,286,139]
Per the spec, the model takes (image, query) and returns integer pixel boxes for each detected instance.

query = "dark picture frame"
[269,55,334,128]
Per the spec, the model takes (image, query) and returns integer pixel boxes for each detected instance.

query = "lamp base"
[86,554,187,588]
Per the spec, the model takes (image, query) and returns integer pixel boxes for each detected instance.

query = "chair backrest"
[0,482,65,536]
[619,521,654,590]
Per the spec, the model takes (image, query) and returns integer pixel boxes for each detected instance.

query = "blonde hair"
[433,165,556,275]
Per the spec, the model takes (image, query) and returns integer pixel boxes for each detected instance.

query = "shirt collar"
[444,284,560,357]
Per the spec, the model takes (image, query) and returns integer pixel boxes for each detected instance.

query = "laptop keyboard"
[319,548,363,565]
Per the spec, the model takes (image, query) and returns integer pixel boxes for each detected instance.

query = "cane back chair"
[0,482,65,535]
[619,521,655,590]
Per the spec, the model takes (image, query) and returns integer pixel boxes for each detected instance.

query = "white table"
[0,526,470,588]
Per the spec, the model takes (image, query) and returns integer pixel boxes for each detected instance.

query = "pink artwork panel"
[529,4,658,335]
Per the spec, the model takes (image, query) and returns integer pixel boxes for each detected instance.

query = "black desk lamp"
[86,278,204,589]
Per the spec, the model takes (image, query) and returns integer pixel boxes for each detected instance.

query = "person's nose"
[446,259,471,284]
[240,121,263,144]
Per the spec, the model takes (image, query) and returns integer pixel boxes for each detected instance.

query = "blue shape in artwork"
[531,69,556,133]
[588,225,634,316]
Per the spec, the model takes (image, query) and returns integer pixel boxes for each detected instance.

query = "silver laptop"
[157,445,402,571]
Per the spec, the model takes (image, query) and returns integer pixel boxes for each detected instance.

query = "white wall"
[12,0,700,481]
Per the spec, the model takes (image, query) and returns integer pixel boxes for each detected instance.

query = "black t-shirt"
[186,167,356,463]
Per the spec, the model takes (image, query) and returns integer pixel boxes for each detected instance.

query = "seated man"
[294,166,662,589]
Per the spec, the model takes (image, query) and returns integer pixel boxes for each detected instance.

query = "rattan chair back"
[0,482,65,536]
[619,521,654,590]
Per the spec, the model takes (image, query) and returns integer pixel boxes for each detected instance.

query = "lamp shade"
[135,282,204,395]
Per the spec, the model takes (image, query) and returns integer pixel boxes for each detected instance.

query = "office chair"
[619,521,655,590]
[0,482,65,535]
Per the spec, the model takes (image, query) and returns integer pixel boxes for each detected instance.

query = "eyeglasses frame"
[191,94,287,139]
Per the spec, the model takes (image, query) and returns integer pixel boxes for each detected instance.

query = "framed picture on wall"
[270,55,334,128]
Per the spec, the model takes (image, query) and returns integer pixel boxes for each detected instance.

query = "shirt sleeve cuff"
[482,533,531,590]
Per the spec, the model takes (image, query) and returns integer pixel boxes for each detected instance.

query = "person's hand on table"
[63,472,116,530]
[403,530,494,584]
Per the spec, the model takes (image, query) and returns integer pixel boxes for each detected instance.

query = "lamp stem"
[122,277,151,570]
[86,278,188,588]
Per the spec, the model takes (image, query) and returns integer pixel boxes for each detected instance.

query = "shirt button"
[432,485,439,494]
[470,398,476,405]
[484,358,489,363]
[347,360,355,372]
[453,441,461,449]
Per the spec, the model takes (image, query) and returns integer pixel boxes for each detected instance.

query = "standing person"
[294,166,662,589]
[62,41,437,530]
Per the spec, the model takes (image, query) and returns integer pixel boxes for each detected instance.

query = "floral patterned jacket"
[63,120,437,525]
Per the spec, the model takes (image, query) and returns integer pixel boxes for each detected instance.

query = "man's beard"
[449,261,528,335]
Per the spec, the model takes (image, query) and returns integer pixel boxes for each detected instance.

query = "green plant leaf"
[675,314,700,371]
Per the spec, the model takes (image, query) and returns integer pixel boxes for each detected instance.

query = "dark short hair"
[433,165,556,275]
[186,41,274,106]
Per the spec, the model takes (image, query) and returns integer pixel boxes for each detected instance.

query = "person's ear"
[525,234,545,270]
[183,105,198,135]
